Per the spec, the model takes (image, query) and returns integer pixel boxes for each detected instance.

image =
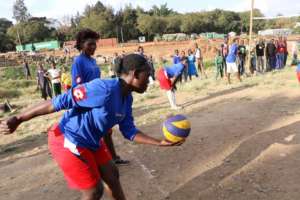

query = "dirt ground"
[1,66,300,200]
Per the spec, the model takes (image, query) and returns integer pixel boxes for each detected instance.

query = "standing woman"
[23,60,31,80]
[0,54,181,200]
[193,43,207,79]
[36,62,52,100]
[187,49,198,80]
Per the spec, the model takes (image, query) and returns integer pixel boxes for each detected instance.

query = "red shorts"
[157,68,172,90]
[297,72,300,83]
[48,124,112,190]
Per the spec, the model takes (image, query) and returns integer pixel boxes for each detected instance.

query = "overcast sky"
[0,0,299,22]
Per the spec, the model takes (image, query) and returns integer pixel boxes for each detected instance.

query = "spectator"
[23,60,31,80]
[137,46,144,57]
[61,66,72,91]
[46,62,61,96]
[250,49,257,74]
[180,50,188,82]
[36,62,52,100]
[237,39,247,76]
[276,37,285,69]
[173,49,181,64]
[221,37,229,76]
[110,52,119,78]
[256,38,265,73]
[194,42,207,79]
[291,41,298,66]
[215,50,224,80]
[148,55,156,83]
[266,38,277,71]
[187,49,198,80]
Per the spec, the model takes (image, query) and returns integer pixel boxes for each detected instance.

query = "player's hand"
[159,139,184,147]
[0,116,21,135]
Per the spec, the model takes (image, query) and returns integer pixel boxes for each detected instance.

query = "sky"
[0,0,299,23]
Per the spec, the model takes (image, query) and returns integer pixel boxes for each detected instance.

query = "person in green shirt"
[215,50,224,80]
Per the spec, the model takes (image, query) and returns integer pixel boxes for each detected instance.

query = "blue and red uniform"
[71,53,100,86]
[296,63,300,83]
[48,78,138,189]
[157,63,185,90]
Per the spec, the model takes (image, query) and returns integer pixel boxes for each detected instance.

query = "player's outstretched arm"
[0,100,55,135]
[133,131,183,147]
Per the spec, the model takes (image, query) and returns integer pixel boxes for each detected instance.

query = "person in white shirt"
[194,43,207,79]
[46,62,61,96]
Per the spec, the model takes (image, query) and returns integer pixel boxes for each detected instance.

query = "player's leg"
[48,124,104,200]
[96,141,126,200]
[81,182,104,200]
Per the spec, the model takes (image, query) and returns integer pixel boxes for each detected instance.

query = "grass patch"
[0,88,21,99]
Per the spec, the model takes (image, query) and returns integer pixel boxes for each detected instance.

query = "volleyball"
[163,114,191,143]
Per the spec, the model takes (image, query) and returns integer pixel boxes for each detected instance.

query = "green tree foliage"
[119,5,140,41]
[0,18,14,52]
[239,9,265,33]
[137,14,167,39]
[13,0,31,22]
[149,3,177,16]
[4,0,299,53]
[7,17,55,44]
[79,5,115,38]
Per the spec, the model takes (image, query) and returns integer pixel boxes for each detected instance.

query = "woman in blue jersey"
[157,57,187,109]
[70,29,128,199]
[72,29,129,165]
[0,54,181,200]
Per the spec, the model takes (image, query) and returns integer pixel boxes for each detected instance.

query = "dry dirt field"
[1,65,300,200]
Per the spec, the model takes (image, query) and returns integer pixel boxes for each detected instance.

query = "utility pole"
[247,0,254,74]
[120,27,124,43]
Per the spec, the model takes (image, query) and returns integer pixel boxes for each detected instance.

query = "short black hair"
[75,29,100,51]
[114,54,149,76]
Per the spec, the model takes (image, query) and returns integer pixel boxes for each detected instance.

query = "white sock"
[166,90,176,108]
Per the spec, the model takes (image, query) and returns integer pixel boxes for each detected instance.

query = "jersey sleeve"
[52,89,74,111]
[52,79,108,111]
[174,64,184,77]
[119,95,138,141]
[72,79,109,108]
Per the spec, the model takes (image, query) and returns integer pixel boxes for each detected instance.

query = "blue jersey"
[52,78,138,150]
[173,55,181,64]
[226,43,238,63]
[165,63,184,78]
[71,53,101,87]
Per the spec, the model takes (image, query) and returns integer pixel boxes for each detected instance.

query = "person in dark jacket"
[266,39,277,71]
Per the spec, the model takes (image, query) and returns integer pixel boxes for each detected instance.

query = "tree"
[149,3,176,16]
[0,18,14,52]
[13,0,31,22]
[7,17,55,44]
[119,5,140,41]
[79,6,115,38]
[137,14,167,40]
[239,9,265,33]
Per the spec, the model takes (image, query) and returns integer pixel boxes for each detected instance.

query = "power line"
[253,14,300,20]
